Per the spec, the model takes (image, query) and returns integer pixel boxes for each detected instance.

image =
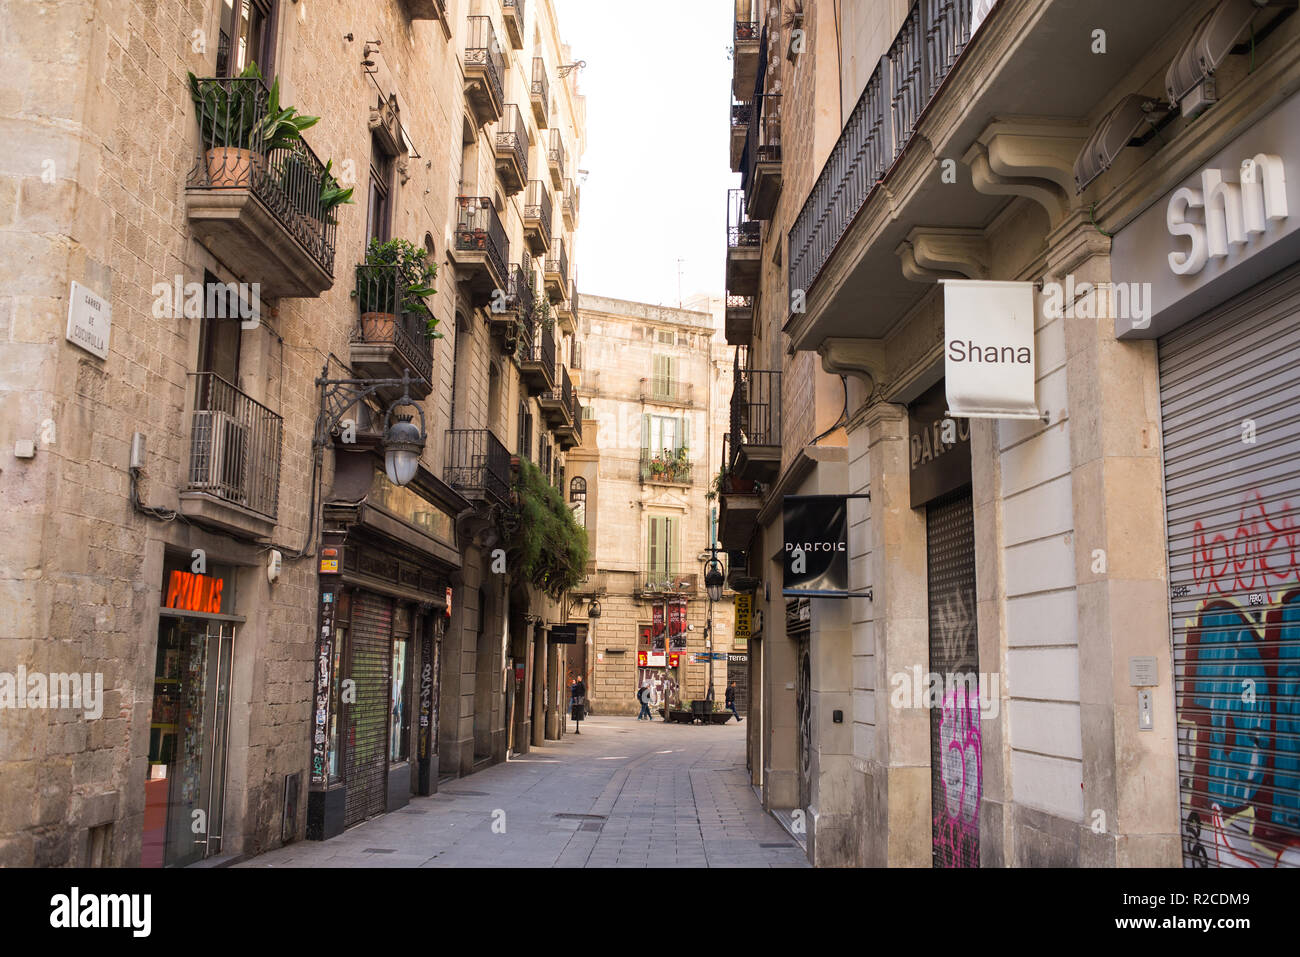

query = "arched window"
[569,476,587,527]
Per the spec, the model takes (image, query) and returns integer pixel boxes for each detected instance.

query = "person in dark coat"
[725,682,742,722]
[570,677,586,732]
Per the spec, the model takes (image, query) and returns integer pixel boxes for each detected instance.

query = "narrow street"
[240,717,808,868]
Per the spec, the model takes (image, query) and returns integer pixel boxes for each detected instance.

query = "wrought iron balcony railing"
[465,15,505,109]
[731,97,752,129]
[185,372,283,519]
[638,563,699,596]
[548,128,566,178]
[741,93,781,195]
[562,178,578,223]
[548,236,569,288]
[496,104,529,180]
[531,57,550,118]
[525,319,557,383]
[186,76,337,276]
[544,363,574,416]
[454,196,508,282]
[351,263,434,385]
[727,188,760,247]
[524,179,553,239]
[444,428,511,507]
[788,0,974,301]
[731,364,781,453]
[734,0,758,42]
[504,262,533,318]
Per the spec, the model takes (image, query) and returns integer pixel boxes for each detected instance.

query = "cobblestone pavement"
[239,715,809,868]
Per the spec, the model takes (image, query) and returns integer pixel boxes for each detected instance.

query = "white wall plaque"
[942,279,1039,420]
[65,281,111,360]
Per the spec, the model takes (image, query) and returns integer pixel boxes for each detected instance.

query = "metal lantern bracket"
[314,365,427,449]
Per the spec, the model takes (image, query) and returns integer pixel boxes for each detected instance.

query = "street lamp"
[704,561,725,603]
[315,365,428,488]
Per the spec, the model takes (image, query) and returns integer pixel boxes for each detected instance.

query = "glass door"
[146,618,235,867]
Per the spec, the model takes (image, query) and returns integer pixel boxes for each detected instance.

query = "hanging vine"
[502,457,589,599]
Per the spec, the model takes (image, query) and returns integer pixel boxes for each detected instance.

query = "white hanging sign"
[942,279,1039,420]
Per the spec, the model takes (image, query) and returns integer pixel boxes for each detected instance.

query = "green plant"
[353,238,440,337]
[503,458,590,599]
[318,158,355,224]
[187,62,318,153]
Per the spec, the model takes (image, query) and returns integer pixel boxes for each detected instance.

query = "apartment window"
[570,476,586,527]
[646,515,679,579]
[655,328,676,346]
[651,354,677,400]
[197,271,243,392]
[217,0,276,77]
[642,414,687,455]
[517,401,533,461]
[367,133,394,244]
[540,435,553,483]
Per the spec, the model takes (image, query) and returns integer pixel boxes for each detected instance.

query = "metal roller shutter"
[1160,267,1300,869]
[344,592,392,829]
[927,488,979,868]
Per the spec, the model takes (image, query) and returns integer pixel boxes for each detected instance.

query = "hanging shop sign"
[734,592,752,639]
[941,279,1039,420]
[908,380,973,508]
[549,623,587,645]
[782,496,870,598]
[1112,89,1300,339]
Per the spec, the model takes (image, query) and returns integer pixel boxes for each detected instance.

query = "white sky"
[552,0,739,306]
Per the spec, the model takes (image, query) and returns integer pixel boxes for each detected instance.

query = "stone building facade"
[1,0,588,866]
[726,0,1300,869]
[570,294,738,716]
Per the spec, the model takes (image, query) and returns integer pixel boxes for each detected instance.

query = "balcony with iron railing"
[742,93,782,219]
[730,362,781,482]
[491,261,533,339]
[531,57,550,126]
[717,433,762,550]
[445,428,511,507]
[450,196,508,306]
[540,363,574,426]
[350,263,435,402]
[185,75,336,297]
[494,104,528,194]
[463,15,505,126]
[639,375,695,407]
[523,179,552,256]
[544,236,568,302]
[555,275,576,333]
[179,372,283,539]
[635,563,699,598]
[548,128,566,189]
[725,188,761,296]
[502,0,525,48]
[561,178,579,229]
[725,294,753,346]
[555,378,581,449]
[730,97,752,171]
[520,318,556,392]
[788,0,975,306]
[640,446,693,485]
[732,0,760,97]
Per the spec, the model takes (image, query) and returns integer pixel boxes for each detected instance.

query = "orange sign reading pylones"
[164,570,224,614]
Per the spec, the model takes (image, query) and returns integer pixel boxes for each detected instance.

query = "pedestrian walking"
[637,682,652,720]
[726,681,742,722]
[570,676,586,733]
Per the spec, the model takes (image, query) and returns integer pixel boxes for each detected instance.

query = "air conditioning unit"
[190,409,249,504]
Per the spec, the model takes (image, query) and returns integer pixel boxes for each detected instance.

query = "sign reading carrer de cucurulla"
[942,279,1039,420]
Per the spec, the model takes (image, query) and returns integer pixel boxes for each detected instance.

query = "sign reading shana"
[942,280,1039,420]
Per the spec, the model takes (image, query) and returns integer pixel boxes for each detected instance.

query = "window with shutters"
[645,515,679,589]
[640,414,691,483]
[517,401,533,462]
[651,354,677,401]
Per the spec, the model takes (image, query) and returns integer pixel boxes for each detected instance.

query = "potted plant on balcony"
[187,62,319,189]
[674,445,689,480]
[353,238,440,342]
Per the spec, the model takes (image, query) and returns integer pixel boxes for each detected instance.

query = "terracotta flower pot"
[360,312,397,342]
[205,147,261,188]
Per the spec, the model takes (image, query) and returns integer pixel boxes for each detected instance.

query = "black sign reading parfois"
[782,495,867,598]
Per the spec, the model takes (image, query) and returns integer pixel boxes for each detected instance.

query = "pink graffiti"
[1192,493,1300,595]
[933,686,981,867]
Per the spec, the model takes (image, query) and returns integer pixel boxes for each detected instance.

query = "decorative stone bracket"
[895,226,990,282]
[818,338,891,396]
[963,119,1091,227]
